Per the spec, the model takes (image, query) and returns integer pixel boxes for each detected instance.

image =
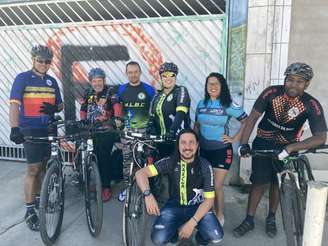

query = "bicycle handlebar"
[119,130,166,143]
[250,144,328,158]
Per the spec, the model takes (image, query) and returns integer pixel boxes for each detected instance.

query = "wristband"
[192,216,198,225]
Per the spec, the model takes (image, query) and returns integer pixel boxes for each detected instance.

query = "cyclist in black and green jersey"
[136,129,223,245]
[148,62,191,158]
[116,61,156,201]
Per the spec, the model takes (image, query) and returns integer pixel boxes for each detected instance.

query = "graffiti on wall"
[0,18,226,144]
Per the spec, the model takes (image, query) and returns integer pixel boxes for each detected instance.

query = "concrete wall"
[240,0,293,183]
[288,0,328,173]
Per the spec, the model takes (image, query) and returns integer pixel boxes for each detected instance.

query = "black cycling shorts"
[22,129,50,164]
[200,145,233,170]
[250,137,284,184]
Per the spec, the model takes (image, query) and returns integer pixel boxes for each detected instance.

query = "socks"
[26,202,36,213]
[245,214,254,225]
[35,195,40,209]
[266,211,276,222]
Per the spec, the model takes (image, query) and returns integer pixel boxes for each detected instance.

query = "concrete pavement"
[0,160,327,246]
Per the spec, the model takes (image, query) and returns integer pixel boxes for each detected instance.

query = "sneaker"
[233,220,254,238]
[25,210,39,231]
[71,171,80,185]
[265,218,277,238]
[102,188,112,202]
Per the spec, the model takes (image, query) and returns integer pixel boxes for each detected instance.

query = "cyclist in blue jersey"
[148,62,191,158]
[194,72,247,226]
[116,61,155,200]
[9,45,63,231]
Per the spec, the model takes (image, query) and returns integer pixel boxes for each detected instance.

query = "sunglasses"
[35,58,52,65]
[162,71,176,78]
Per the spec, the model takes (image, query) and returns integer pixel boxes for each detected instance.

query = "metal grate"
[0,144,75,163]
[0,145,25,161]
[0,0,227,161]
[0,0,226,27]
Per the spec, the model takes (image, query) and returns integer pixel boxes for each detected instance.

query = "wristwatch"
[142,189,152,197]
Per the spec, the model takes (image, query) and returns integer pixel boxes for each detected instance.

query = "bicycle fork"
[277,170,300,190]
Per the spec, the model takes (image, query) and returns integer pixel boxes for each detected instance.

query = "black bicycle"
[250,144,328,246]
[25,120,104,245]
[121,130,165,246]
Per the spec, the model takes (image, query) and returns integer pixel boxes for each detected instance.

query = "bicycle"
[250,144,328,246]
[120,130,165,246]
[25,120,104,245]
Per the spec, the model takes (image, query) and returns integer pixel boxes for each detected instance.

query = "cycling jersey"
[150,85,191,135]
[254,85,327,144]
[9,70,62,129]
[148,156,215,206]
[117,82,155,129]
[195,99,247,149]
[80,85,121,124]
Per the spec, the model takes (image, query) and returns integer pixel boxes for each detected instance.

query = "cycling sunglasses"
[35,58,52,65]
[162,71,176,78]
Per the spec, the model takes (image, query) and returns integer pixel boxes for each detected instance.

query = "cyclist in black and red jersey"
[80,68,122,202]
[233,63,327,238]
[148,62,191,158]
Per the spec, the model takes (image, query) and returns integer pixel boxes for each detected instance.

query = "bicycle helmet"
[88,68,106,81]
[284,62,314,81]
[31,45,53,60]
[159,62,179,75]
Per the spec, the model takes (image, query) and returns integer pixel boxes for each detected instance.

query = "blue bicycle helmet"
[284,62,314,81]
[88,68,106,81]
[31,45,53,60]
[159,62,179,75]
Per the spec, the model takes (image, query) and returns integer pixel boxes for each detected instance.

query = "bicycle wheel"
[280,178,305,246]
[123,180,147,246]
[295,156,314,199]
[39,160,65,246]
[84,154,103,237]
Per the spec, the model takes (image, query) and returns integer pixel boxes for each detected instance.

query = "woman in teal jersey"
[194,72,247,226]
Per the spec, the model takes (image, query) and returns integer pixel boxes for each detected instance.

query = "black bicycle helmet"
[31,45,53,60]
[284,62,313,81]
[159,62,179,75]
[88,68,106,81]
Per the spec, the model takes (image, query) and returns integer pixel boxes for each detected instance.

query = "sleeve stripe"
[9,99,21,105]
[204,191,215,198]
[237,112,248,121]
[176,106,188,113]
[148,164,158,176]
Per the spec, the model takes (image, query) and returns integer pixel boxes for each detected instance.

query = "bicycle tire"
[280,178,304,246]
[296,155,314,199]
[123,180,147,246]
[39,160,65,246]
[84,154,103,237]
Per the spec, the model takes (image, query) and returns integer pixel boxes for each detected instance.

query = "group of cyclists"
[9,44,327,245]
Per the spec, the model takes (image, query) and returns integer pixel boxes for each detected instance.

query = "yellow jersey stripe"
[180,160,188,205]
[24,93,56,99]
[176,106,188,113]
[148,165,158,177]
[204,191,215,199]
[25,86,55,92]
